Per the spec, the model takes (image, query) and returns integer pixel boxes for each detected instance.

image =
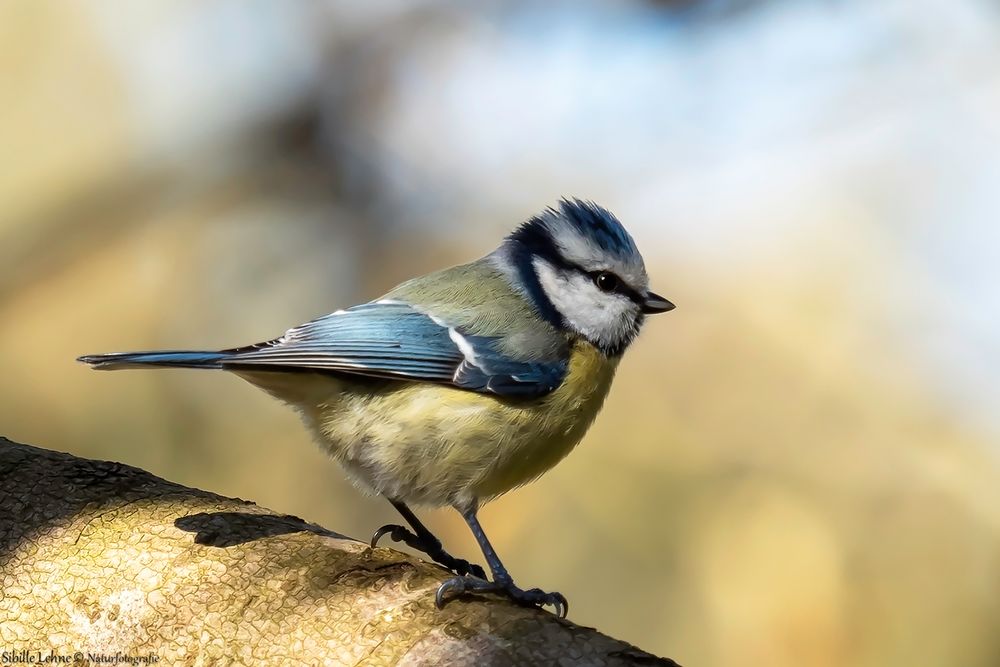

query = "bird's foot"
[435,575,569,618]
[370,524,487,579]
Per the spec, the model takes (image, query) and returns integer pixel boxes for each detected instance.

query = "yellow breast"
[236,341,618,507]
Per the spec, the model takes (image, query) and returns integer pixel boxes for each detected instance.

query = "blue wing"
[222,301,567,397]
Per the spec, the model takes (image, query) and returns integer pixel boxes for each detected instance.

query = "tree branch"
[0,437,677,666]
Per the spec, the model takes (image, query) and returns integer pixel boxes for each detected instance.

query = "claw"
[550,592,569,619]
[517,587,569,618]
[435,576,569,617]
[370,523,409,549]
[435,577,465,609]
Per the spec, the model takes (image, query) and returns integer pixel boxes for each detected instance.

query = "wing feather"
[222,301,567,397]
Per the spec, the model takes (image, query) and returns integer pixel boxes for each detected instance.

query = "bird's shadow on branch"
[173,510,426,596]
[174,511,349,548]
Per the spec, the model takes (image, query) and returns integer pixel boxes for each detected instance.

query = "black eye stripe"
[584,269,644,304]
[514,233,644,306]
[543,250,643,303]
[548,256,644,304]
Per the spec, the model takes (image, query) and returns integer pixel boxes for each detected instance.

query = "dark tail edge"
[77,350,228,370]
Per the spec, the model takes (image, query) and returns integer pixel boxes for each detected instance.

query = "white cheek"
[533,259,634,347]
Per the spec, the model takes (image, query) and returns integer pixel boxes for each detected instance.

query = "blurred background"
[2,1,999,665]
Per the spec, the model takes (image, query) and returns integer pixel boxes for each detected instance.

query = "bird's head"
[499,198,674,357]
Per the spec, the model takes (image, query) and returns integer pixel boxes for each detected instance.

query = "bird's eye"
[594,272,620,293]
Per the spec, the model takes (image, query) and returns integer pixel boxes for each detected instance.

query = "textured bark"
[0,437,677,666]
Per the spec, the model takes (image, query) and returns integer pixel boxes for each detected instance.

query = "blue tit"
[79,198,674,616]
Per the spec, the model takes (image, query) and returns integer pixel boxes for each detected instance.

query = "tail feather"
[77,350,229,370]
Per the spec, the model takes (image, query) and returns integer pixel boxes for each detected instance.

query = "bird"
[78,198,674,617]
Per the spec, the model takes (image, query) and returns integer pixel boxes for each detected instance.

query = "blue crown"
[553,198,638,258]
[507,198,637,263]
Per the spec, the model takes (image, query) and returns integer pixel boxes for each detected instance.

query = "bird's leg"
[435,503,569,618]
[371,498,486,579]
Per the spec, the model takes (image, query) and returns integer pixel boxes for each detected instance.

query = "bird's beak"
[641,291,675,314]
